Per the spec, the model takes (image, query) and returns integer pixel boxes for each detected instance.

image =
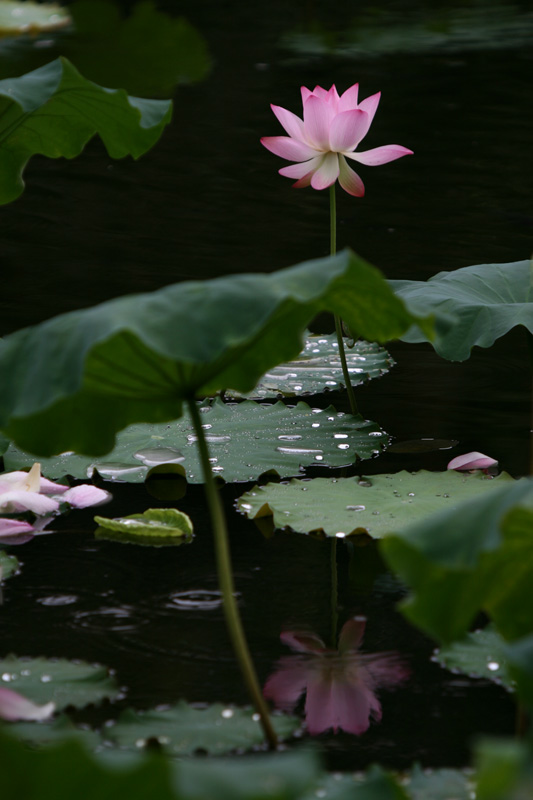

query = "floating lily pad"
[237,471,514,539]
[0,549,19,580]
[94,508,193,546]
[229,334,393,399]
[0,655,120,710]
[433,626,514,691]
[0,2,70,35]
[390,260,533,360]
[7,715,103,748]
[104,702,299,755]
[4,400,388,484]
[406,764,473,800]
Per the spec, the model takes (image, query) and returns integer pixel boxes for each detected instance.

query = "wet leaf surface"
[237,470,513,539]
[104,702,299,755]
[229,334,393,399]
[0,655,120,710]
[94,508,193,546]
[4,399,388,484]
[433,625,514,690]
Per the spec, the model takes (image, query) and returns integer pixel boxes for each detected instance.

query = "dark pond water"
[1,0,532,771]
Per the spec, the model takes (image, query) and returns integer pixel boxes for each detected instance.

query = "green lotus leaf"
[380,478,533,643]
[475,738,533,800]
[300,765,409,800]
[0,249,432,457]
[0,2,70,35]
[64,1,210,96]
[405,764,472,800]
[0,56,172,204]
[104,702,299,755]
[390,260,533,360]
[229,334,394,399]
[0,549,19,580]
[176,750,319,800]
[94,507,193,546]
[237,470,513,539]
[0,728,177,800]
[433,626,514,691]
[504,635,533,709]
[6,715,102,748]
[0,655,120,710]
[4,399,388,484]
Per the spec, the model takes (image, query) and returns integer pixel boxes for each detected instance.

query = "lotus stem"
[187,397,278,749]
[330,185,360,417]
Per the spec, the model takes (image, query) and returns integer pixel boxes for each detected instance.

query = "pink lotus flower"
[447,452,498,471]
[0,687,55,721]
[0,462,111,541]
[261,84,412,197]
[264,617,408,735]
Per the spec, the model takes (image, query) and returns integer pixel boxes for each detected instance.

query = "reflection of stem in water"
[527,330,533,477]
[330,537,338,647]
[187,397,278,749]
[329,185,359,416]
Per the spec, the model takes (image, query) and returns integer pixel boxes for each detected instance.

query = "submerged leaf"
[104,702,299,755]
[237,471,513,539]
[390,259,533,360]
[4,399,388,484]
[0,655,120,710]
[94,508,193,546]
[0,250,429,457]
[0,57,172,204]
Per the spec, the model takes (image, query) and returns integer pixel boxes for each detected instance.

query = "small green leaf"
[475,738,533,800]
[0,2,70,34]
[4,399,388,484]
[0,57,172,204]
[0,249,432,457]
[229,334,394,399]
[433,626,514,690]
[0,655,120,710]
[237,471,513,539]
[94,507,193,546]
[104,702,299,755]
[391,260,533,360]
[0,549,19,581]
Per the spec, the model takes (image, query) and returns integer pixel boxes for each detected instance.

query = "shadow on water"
[0,0,530,770]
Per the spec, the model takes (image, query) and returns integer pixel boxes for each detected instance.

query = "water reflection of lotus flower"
[264,617,408,735]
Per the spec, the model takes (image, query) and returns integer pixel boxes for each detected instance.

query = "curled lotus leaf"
[0,57,172,204]
[94,507,193,546]
[390,259,533,360]
[0,249,431,457]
